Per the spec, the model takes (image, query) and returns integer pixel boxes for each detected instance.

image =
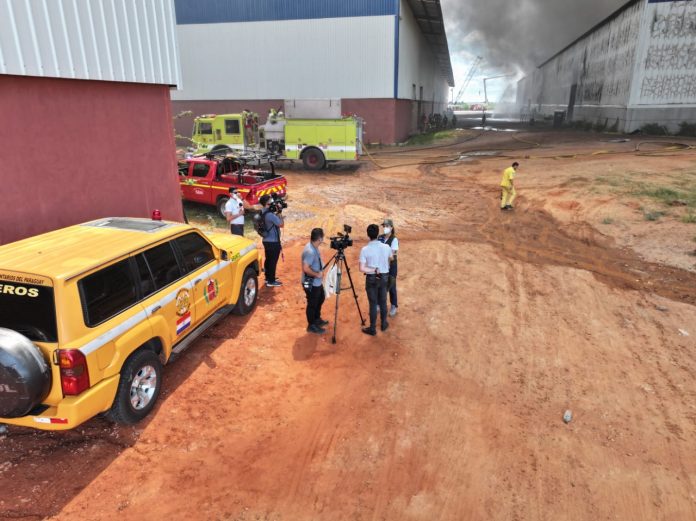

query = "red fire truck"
[179,154,287,216]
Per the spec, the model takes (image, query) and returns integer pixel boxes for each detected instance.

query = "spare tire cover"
[0,328,51,418]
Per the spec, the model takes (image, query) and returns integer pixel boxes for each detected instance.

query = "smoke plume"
[442,0,629,74]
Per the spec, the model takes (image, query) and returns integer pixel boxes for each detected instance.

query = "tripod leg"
[341,259,366,325]
[332,269,342,344]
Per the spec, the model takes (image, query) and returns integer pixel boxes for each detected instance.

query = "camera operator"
[302,228,330,335]
[259,194,284,287]
[224,187,245,237]
[359,224,393,336]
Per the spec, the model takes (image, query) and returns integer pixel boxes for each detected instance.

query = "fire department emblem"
[204,279,219,304]
[175,288,191,316]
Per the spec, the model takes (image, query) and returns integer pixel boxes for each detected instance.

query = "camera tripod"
[325,247,365,344]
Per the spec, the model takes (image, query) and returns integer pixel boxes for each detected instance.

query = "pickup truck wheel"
[302,148,325,171]
[232,267,258,316]
[0,328,51,418]
[217,196,230,218]
[106,349,162,425]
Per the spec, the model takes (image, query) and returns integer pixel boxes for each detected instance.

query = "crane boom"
[454,56,482,105]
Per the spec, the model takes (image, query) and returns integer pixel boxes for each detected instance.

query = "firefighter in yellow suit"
[500,162,519,210]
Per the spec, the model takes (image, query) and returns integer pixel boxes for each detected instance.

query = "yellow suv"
[0,217,260,430]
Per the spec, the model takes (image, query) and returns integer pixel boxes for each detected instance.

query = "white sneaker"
[389,305,398,317]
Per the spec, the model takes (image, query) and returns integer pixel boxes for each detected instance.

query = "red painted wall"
[0,75,182,245]
[172,98,418,147]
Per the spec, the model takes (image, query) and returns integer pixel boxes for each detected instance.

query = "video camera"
[269,193,288,214]
[330,224,353,251]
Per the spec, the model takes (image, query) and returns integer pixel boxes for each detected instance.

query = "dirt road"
[2,130,696,520]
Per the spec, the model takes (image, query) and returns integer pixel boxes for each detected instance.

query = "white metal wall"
[531,1,644,111]
[0,0,181,86]
[397,0,449,106]
[631,0,696,106]
[171,16,394,101]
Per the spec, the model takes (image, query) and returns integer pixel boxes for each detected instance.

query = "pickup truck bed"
[179,157,287,216]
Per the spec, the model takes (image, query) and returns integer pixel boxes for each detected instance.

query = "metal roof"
[404,0,454,86]
[0,0,182,87]
[0,218,190,282]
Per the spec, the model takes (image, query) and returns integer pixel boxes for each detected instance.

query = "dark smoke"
[442,0,629,73]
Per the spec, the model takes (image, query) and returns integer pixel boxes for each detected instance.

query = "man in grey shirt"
[302,228,329,334]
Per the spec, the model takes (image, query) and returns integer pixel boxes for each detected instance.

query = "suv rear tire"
[106,349,162,425]
[232,267,258,315]
[0,328,51,418]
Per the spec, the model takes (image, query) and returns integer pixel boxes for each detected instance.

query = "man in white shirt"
[224,187,245,236]
[359,224,393,336]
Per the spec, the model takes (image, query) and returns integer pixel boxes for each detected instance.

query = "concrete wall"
[398,0,450,127]
[627,0,696,131]
[531,0,644,127]
[171,15,395,101]
[521,0,696,133]
[0,75,182,245]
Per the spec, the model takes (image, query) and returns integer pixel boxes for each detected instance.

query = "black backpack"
[253,210,269,238]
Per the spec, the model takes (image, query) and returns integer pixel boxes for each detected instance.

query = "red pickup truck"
[179,156,287,216]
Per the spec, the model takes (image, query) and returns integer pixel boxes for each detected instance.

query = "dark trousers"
[304,285,325,325]
[263,241,282,282]
[388,259,398,308]
[230,224,244,236]
[365,275,388,330]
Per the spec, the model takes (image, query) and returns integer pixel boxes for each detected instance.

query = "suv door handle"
[194,279,202,285]
[151,305,161,313]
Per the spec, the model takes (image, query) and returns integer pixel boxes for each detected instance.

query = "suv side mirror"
[220,250,229,261]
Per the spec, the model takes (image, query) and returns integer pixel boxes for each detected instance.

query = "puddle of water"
[471,126,518,132]
[459,150,501,160]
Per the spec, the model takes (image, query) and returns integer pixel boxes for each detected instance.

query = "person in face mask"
[378,219,399,317]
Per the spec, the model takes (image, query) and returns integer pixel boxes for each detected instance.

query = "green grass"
[644,210,667,222]
[404,130,457,147]
[677,121,696,137]
[682,212,696,224]
[601,217,615,225]
[631,183,696,208]
[183,201,257,235]
[640,123,670,136]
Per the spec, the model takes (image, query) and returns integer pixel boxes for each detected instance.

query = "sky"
[440,0,629,103]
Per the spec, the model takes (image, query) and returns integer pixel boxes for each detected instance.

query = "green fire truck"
[190,100,364,171]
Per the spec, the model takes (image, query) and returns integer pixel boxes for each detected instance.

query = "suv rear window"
[0,282,58,342]
[80,259,138,327]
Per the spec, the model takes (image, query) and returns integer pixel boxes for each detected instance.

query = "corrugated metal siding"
[171,16,394,100]
[0,0,181,86]
[174,0,398,24]
[398,0,450,104]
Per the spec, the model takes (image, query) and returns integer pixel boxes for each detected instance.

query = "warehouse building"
[517,0,696,133]
[172,0,454,144]
[0,0,182,244]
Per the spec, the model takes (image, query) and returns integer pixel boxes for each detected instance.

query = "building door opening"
[567,84,578,121]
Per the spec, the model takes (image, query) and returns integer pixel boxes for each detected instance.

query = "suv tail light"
[58,350,90,396]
